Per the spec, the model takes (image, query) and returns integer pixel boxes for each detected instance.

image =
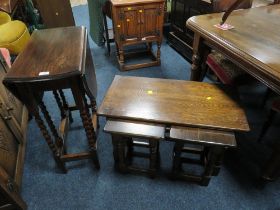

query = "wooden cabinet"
[168,0,252,62]
[111,0,165,71]
[0,55,28,209]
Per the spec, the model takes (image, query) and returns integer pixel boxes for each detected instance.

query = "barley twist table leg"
[33,111,67,173]
[37,98,63,148]
[58,89,73,123]
[53,90,66,119]
[71,82,100,169]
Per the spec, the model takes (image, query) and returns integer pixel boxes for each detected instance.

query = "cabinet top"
[111,0,164,6]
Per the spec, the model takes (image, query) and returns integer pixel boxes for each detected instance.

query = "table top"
[0,0,18,13]
[187,5,280,92]
[111,0,164,6]
[4,26,87,83]
[98,76,249,132]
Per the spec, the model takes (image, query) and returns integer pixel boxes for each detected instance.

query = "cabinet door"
[119,6,142,41]
[141,3,163,39]
[0,118,19,178]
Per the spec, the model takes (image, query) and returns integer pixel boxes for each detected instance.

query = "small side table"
[3,26,100,173]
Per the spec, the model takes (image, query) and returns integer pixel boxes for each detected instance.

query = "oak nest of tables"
[98,75,249,185]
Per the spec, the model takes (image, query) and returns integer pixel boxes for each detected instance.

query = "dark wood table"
[98,76,249,132]
[186,4,280,181]
[98,76,249,176]
[3,26,100,173]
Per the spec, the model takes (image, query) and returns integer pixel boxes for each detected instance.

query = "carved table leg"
[71,80,100,169]
[190,33,205,81]
[53,90,66,119]
[37,98,63,149]
[119,46,125,69]
[156,41,161,63]
[58,89,73,123]
[33,110,67,173]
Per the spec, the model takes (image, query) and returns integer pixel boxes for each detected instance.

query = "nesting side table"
[3,26,100,173]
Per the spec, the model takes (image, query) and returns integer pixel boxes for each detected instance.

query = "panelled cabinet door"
[119,6,142,41]
[0,68,24,131]
[0,117,19,178]
[141,3,163,39]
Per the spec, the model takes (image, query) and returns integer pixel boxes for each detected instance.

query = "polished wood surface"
[0,0,18,13]
[98,75,249,131]
[187,5,280,94]
[111,0,164,70]
[170,126,236,147]
[35,0,75,28]
[168,0,252,62]
[186,4,280,182]
[5,27,86,82]
[3,27,100,173]
[104,119,165,139]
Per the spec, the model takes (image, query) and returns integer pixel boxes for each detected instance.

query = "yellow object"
[139,10,143,13]
[0,11,11,25]
[0,20,30,55]
[206,97,212,100]
[126,19,130,22]
[147,90,153,95]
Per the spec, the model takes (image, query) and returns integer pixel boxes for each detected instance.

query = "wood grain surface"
[5,26,86,82]
[98,76,249,131]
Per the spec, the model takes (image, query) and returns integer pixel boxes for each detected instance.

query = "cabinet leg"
[156,41,161,63]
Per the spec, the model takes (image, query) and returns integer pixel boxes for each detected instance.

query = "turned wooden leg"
[156,41,161,64]
[37,98,64,149]
[53,90,66,119]
[149,139,158,178]
[190,33,205,81]
[33,110,67,173]
[58,89,73,123]
[71,81,100,169]
[200,146,223,186]
[119,46,125,69]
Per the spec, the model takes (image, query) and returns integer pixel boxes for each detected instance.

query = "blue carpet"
[21,5,280,210]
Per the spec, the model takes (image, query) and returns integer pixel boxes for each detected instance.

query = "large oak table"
[186,4,280,181]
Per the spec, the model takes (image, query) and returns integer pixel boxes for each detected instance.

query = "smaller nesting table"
[3,26,100,173]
